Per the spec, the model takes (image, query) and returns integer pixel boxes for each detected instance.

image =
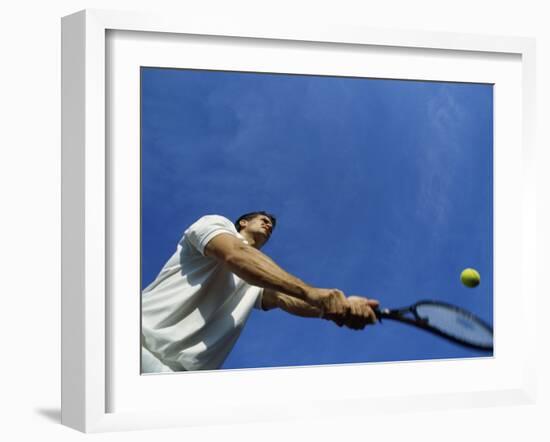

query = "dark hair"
[234,211,277,232]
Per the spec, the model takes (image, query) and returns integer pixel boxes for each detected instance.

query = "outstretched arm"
[204,233,348,317]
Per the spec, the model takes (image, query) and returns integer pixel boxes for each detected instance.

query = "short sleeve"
[254,287,265,310]
[184,215,237,255]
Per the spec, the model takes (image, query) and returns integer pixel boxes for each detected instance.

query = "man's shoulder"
[196,214,233,224]
[183,214,237,240]
[189,214,235,231]
[183,215,238,255]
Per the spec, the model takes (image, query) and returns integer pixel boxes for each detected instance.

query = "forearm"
[223,244,311,301]
[272,292,322,318]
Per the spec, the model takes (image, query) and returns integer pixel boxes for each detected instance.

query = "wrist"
[301,286,322,309]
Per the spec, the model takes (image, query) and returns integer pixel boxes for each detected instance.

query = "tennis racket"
[373,300,493,352]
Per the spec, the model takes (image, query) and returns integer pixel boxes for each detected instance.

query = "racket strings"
[414,304,493,348]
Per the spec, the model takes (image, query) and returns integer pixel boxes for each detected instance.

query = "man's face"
[240,215,274,241]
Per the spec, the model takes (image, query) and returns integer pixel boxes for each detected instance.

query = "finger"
[325,313,345,327]
[367,307,378,324]
[345,309,364,330]
[367,299,380,307]
[356,302,371,320]
[349,307,376,327]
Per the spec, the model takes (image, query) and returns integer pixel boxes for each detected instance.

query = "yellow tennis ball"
[461,268,481,288]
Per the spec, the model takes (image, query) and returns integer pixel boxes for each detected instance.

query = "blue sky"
[141,67,493,369]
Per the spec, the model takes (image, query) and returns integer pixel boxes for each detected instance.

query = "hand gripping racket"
[373,300,493,352]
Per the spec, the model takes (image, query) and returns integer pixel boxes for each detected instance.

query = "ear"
[239,219,248,229]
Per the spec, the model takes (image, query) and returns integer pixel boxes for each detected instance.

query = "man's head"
[234,211,277,247]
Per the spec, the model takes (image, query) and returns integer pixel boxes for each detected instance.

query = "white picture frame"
[61,9,537,433]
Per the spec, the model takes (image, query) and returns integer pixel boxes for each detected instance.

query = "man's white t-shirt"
[141,215,264,371]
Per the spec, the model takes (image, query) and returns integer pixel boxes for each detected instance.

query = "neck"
[239,230,264,249]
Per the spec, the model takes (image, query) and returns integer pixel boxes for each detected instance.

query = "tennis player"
[141,212,379,372]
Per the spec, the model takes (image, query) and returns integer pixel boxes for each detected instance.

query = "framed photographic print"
[61,9,537,433]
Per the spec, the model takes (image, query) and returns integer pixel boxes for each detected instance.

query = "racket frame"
[374,300,493,352]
